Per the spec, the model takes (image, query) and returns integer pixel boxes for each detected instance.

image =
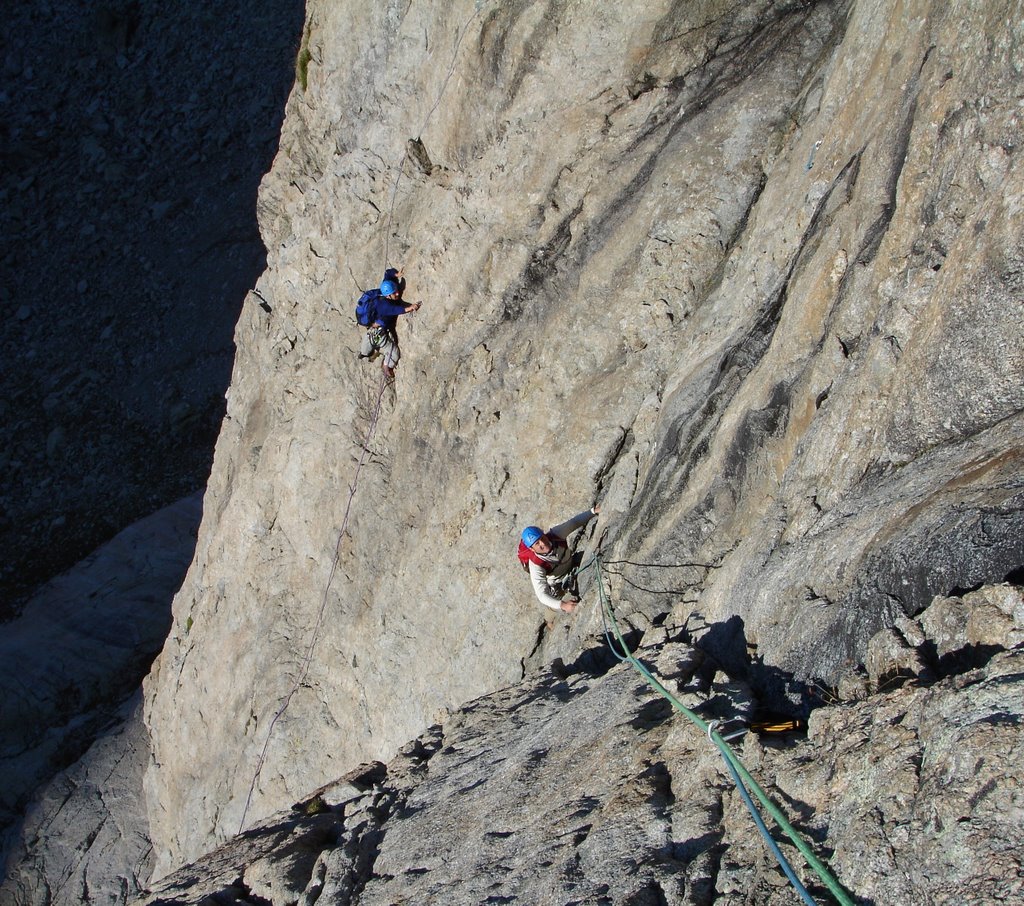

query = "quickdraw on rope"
[238,371,389,832]
[593,553,855,906]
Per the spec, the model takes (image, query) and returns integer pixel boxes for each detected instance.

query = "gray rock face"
[0,494,200,906]
[920,583,1024,660]
[138,0,1024,882]
[1,696,154,906]
[133,613,1024,905]
[0,493,200,838]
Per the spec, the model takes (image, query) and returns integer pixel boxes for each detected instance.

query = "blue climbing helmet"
[521,526,544,547]
[380,278,399,296]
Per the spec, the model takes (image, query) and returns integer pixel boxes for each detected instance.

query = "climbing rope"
[566,551,716,586]
[593,553,855,906]
[238,371,389,832]
[712,721,818,906]
[238,3,490,834]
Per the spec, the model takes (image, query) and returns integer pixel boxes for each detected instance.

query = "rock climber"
[518,505,600,613]
[357,266,422,378]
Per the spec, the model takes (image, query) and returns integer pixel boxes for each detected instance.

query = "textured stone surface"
[921,583,1024,659]
[802,656,1024,905]
[7,0,1023,902]
[138,0,1024,880]
[0,696,154,906]
[0,493,200,840]
[133,628,1024,906]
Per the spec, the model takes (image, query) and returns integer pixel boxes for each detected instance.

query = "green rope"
[593,553,855,906]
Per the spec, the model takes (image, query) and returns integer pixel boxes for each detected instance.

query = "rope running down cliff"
[238,372,389,832]
[238,3,489,834]
[594,553,855,906]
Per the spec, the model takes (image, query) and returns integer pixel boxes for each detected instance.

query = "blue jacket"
[371,268,410,330]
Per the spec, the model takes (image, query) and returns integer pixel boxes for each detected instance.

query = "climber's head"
[522,526,551,553]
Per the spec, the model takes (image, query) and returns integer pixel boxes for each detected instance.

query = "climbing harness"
[238,4,490,834]
[367,325,393,350]
[594,553,855,906]
[238,371,389,832]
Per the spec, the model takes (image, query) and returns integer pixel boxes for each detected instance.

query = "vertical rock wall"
[142,0,1024,877]
[601,0,1024,680]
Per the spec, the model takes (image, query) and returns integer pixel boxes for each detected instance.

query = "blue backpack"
[355,289,380,327]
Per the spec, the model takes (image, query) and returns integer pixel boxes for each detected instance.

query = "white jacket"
[527,509,596,611]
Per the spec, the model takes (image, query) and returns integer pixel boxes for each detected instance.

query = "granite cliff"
[4,0,1023,903]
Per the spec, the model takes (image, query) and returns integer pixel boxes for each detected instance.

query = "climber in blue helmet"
[517,505,600,614]
[356,266,422,379]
